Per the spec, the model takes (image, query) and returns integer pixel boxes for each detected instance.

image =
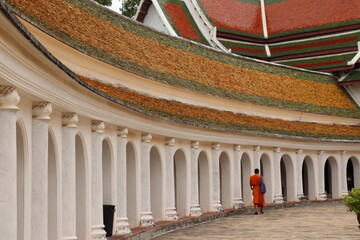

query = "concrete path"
[151,202,359,240]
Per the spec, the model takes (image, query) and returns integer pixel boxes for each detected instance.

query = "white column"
[317,150,327,200]
[296,149,305,201]
[139,133,154,227]
[164,137,178,220]
[0,86,20,240]
[90,120,106,240]
[273,147,284,204]
[253,146,260,170]
[340,151,349,197]
[211,143,223,212]
[31,102,52,240]
[61,113,79,240]
[189,141,202,216]
[233,145,244,209]
[115,128,131,234]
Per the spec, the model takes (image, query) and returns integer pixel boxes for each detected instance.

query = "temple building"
[0,0,360,240]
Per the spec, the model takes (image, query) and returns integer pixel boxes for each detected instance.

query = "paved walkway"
[151,202,359,240]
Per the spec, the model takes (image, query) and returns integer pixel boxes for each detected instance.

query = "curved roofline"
[2,0,360,142]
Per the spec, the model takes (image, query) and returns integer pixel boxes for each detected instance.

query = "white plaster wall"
[143,4,170,34]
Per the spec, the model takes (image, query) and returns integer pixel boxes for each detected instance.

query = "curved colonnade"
[1,0,360,240]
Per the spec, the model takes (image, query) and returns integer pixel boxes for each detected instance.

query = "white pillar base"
[340,192,349,199]
[190,205,202,216]
[212,201,224,212]
[317,192,327,201]
[115,218,131,235]
[91,225,107,240]
[233,199,245,209]
[165,208,179,221]
[62,237,78,240]
[274,195,284,204]
[297,194,306,201]
[140,212,154,227]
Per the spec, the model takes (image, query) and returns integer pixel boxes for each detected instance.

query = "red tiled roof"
[164,2,201,41]
[198,0,360,37]
[267,0,360,35]
[198,0,263,36]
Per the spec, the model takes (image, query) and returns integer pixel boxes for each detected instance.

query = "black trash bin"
[103,205,115,237]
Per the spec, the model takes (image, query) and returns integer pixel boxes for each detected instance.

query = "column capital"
[191,141,199,149]
[62,112,78,127]
[317,150,324,155]
[296,149,303,155]
[91,120,105,133]
[141,133,152,143]
[32,101,52,120]
[212,143,220,150]
[117,127,128,138]
[165,137,175,146]
[273,147,280,153]
[0,86,20,109]
[253,145,260,152]
[233,144,241,151]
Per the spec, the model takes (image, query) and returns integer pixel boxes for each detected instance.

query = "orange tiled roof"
[4,0,360,118]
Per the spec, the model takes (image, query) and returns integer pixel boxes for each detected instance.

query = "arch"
[198,151,210,211]
[260,153,272,203]
[48,129,59,240]
[102,138,113,205]
[75,134,88,239]
[349,156,360,189]
[346,158,354,191]
[219,151,231,209]
[240,152,252,205]
[324,157,339,198]
[302,156,316,200]
[126,141,138,226]
[280,154,296,202]
[102,138,114,236]
[174,149,187,216]
[150,146,163,221]
[16,122,26,240]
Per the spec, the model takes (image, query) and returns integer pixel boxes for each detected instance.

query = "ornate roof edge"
[2,0,360,142]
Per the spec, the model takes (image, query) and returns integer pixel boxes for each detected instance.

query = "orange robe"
[250,174,265,207]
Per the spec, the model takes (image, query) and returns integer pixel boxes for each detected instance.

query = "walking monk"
[250,168,265,214]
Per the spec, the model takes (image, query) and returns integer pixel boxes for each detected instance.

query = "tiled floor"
[151,202,359,240]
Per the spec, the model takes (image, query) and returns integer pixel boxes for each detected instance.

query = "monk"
[250,168,265,215]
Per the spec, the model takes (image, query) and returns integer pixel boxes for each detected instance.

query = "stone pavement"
[151,202,359,240]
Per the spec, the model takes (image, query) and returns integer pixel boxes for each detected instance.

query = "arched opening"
[280,155,295,202]
[324,157,339,198]
[174,149,187,216]
[198,151,210,212]
[302,160,308,198]
[126,142,138,226]
[346,159,354,191]
[16,123,25,240]
[260,154,272,203]
[75,135,87,239]
[102,139,113,236]
[150,147,163,221]
[302,156,316,200]
[219,152,231,209]
[102,140,113,205]
[240,153,252,205]
[349,157,360,188]
[48,132,58,240]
